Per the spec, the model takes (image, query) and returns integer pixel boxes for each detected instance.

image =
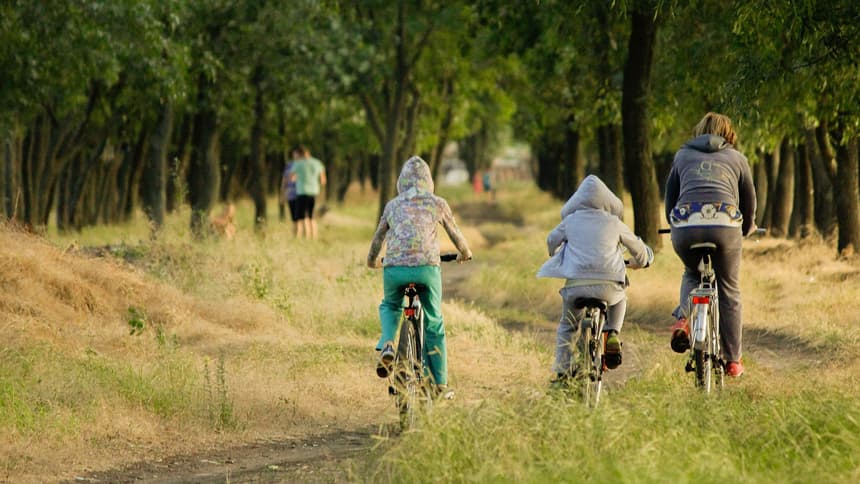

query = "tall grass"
[4,180,859,482]
[369,181,860,482]
[373,369,860,482]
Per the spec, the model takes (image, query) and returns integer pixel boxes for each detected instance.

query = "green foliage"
[127,306,147,335]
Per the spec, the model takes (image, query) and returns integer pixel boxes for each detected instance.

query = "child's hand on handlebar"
[457,251,472,263]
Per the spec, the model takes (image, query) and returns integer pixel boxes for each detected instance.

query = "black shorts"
[294,195,316,220]
[287,199,301,222]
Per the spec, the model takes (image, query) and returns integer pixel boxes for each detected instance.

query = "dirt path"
[67,429,379,483]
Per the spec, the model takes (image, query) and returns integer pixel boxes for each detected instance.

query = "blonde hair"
[693,112,737,145]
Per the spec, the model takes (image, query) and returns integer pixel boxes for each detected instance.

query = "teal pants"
[377,265,447,385]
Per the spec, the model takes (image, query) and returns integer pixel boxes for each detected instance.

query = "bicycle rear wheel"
[691,305,712,392]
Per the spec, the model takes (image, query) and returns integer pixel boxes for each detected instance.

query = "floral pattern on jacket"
[367,156,471,267]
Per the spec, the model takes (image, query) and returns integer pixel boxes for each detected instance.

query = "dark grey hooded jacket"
[664,134,757,235]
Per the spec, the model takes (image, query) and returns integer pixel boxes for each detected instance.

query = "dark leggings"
[671,226,743,362]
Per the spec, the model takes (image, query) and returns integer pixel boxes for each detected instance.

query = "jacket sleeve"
[737,154,758,235]
[664,158,680,223]
[546,221,566,256]
[439,199,472,259]
[619,222,654,269]
[366,204,391,267]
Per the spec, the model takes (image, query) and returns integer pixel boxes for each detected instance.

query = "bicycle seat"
[689,242,717,251]
[402,283,427,294]
[573,298,608,311]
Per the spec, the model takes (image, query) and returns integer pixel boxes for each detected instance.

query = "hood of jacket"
[396,156,435,198]
[560,175,624,220]
[684,134,731,153]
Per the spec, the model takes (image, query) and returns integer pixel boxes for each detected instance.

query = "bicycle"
[659,228,723,392]
[659,227,764,392]
[382,253,460,429]
[571,297,609,407]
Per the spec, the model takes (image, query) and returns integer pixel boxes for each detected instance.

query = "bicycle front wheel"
[395,319,421,429]
[711,298,724,391]
[578,311,604,407]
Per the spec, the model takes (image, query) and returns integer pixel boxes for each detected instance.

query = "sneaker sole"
[605,341,622,369]
[670,330,690,353]
[376,352,395,378]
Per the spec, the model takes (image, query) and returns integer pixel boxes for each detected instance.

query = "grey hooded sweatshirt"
[537,175,653,284]
[664,134,757,235]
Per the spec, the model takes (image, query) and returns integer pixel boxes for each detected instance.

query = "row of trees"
[487,0,860,254]
[1,1,859,255]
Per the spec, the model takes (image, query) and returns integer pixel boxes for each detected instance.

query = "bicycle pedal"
[388,385,398,396]
[685,361,695,373]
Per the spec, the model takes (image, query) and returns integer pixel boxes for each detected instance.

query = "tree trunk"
[167,112,193,213]
[116,126,149,223]
[753,151,769,228]
[188,105,221,239]
[811,125,837,237]
[140,101,173,233]
[2,133,20,219]
[831,131,860,256]
[770,137,795,237]
[621,9,661,248]
[597,124,624,196]
[248,68,268,232]
[65,137,109,230]
[561,124,583,198]
[429,77,455,180]
[790,142,815,238]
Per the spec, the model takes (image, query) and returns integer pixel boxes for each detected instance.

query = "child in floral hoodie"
[367,156,472,394]
[538,175,653,381]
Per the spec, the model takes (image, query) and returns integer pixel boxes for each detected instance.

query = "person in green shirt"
[289,145,327,239]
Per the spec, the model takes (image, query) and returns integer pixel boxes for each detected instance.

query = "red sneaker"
[670,318,690,353]
[726,361,745,377]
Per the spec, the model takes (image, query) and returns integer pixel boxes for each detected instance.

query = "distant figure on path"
[280,149,300,235]
[482,170,495,201]
[472,171,483,197]
[290,145,326,240]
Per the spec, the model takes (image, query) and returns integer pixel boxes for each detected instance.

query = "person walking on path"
[280,149,300,233]
[290,145,326,239]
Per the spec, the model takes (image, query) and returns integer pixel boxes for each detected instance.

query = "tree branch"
[360,93,385,145]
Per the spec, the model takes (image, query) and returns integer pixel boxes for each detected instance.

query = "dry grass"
[4,179,860,482]
[0,183,544,482]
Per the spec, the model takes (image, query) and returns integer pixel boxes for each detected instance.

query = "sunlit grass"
[4,179,860,481]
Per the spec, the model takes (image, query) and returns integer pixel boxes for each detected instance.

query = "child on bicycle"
[538,175,653,383]
[367,156,472,397]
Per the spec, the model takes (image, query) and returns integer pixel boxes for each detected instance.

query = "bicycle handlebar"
[658,227,766,235]
[379,253,464,265]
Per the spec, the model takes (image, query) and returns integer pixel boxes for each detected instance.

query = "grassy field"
[2,181,859,482]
